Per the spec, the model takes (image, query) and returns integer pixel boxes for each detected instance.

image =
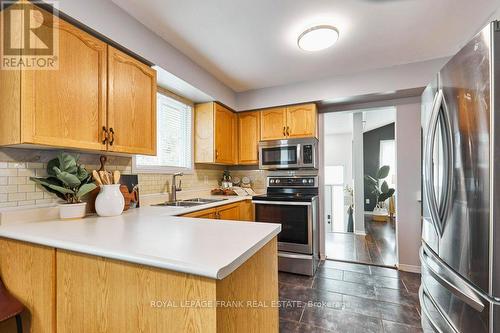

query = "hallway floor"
[279,261,422,332]
[325,215,397,267]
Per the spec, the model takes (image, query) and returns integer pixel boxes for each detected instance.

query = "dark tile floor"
[325,216,397,266]
[279,260,423,333]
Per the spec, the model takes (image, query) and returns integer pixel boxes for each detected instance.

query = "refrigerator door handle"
[423,89,454,237]
[423,90,445,236]
[420,284,460,333]
[421,245,485,312]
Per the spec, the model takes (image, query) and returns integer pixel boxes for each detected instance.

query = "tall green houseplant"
[364,165,395,209]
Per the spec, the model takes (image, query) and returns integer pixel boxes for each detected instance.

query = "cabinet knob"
[109,128,115,146]
[101,126,108,145]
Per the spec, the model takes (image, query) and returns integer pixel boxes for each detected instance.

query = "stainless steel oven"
[252,175,319,276]
[259,138,318,170]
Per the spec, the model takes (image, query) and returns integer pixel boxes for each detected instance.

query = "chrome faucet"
[171,172,183,202]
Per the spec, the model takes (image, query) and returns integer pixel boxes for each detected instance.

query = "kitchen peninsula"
[0,201,280,332]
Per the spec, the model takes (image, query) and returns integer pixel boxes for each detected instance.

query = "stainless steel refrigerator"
[420,22,500,332]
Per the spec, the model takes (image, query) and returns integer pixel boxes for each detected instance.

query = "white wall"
[352,113,365,235]
[395,102,422,272]
[58,0,237,108]
[324,133,353,187]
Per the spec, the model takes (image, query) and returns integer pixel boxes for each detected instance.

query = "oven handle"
[252,200,312,206]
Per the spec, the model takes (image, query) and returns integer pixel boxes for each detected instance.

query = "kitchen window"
[133,90,193,173]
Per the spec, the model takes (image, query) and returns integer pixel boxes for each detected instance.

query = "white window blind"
[134,92,193,172]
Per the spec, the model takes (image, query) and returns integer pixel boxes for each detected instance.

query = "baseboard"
[397,264,421,273]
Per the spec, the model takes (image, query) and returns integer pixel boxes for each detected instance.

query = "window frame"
[132,88,195,175]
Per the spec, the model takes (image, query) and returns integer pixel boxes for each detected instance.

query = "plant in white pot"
[30,153,97,219]
[364,165,395,222]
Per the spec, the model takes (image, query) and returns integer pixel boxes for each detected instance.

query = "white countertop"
[0,196,280,280]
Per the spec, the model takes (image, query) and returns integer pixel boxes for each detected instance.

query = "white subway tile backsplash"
[0,169,17,177]
[26,192,44,200]
[8,192,26,202]
[8,162,26,169]
[26,162,44,169]
[0,185,18,193]
[8,176,27,185]
[18,184,35,193]
[0,149,259,209]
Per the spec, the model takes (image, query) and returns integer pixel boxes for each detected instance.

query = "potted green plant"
[30,153,97,219]
[364,165,395,222]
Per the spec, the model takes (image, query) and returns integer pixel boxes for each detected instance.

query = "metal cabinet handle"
[109,128,115,146]
[215,150,219,159]
[101,126,108,145]
[282,126,286,137]
[286,126,290,136]
[420,245,485,312]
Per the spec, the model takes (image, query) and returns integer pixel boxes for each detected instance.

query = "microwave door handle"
[297,144,301,167]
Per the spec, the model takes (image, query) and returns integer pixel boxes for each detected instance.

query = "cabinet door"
[260,107,287,141]
[238,112,260,164]
[286,104,317,138]
[215,104,237,164]
[239,200,254,221]
[182,208,216,219]
[217,203,241,220]
[108,46,157,155]
[21,9,107,150]
[0,5,21,146]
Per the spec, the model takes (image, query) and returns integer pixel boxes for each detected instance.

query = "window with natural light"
[134,92,193,173]
[379,139,396,187]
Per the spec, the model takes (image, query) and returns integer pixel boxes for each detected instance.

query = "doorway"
[322,108,397,267]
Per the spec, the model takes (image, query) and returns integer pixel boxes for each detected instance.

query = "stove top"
[253,175,319,202]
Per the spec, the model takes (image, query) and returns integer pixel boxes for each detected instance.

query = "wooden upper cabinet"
[107,46,157,155]
[0,5,157,155]
[20,8,108,150]
[259,104,317,141]
[286,104,317,138]
[260,107,287,141]
[238,111,260,164]
[194,102,237,165]
[215,103,237,164]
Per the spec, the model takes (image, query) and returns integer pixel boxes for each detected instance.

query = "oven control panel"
[268,176,318,187]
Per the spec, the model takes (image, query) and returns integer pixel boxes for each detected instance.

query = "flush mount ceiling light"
[297,25,339,52]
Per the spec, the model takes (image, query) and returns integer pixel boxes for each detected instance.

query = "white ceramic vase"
[95,184,125,217]
[59,202,87,220]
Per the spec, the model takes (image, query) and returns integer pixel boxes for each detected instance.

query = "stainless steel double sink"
[154,198,227,207]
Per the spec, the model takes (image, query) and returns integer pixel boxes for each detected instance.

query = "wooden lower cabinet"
[239,200,255,221]
[0,237,278,333]
[217,203,240,220]
[0,239,56,333]
[181,200,254,222]
[183,208,217,219]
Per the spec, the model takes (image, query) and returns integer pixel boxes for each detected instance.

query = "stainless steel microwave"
[258,138,318,170]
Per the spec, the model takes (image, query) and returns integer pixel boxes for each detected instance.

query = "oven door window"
[261,146,298,166]
[255,204,309,244]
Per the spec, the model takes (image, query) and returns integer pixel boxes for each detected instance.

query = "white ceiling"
[324,107,396,135]
[112,0,498,93]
